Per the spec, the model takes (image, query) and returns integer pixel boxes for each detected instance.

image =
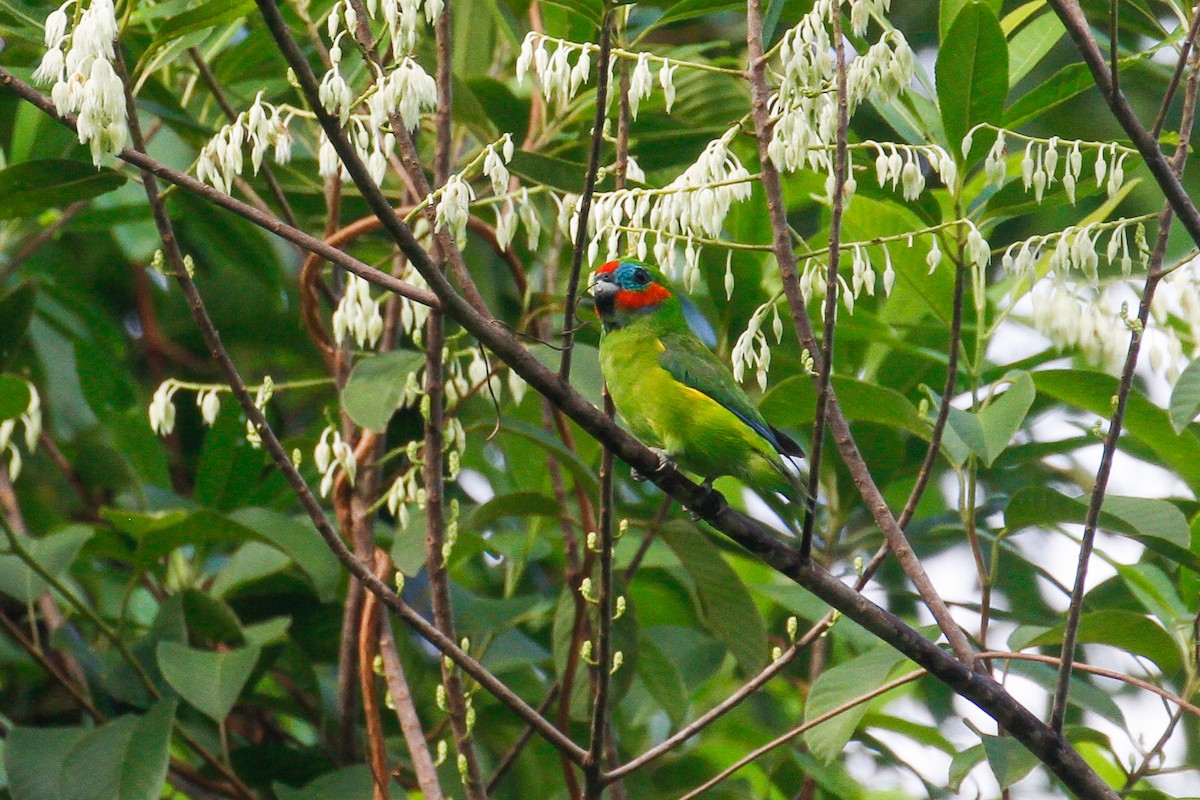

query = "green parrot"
[591,258,806,501]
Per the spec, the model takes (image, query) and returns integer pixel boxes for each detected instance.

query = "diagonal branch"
[744,0,976,667]
[1048,14,1200,731]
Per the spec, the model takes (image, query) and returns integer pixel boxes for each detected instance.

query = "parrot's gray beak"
[592,273,618,318]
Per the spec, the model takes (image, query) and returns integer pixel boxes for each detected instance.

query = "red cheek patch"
[615,283,671,310]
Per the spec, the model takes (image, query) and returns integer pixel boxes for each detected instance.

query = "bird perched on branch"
[591,258,806,502]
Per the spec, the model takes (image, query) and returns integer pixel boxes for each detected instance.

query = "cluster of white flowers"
[434,174,477,248]
[315,425,357,497]
[1001,220,1148,286]
[871,142,955,201]
[329,0,443,60]
[385,463,424,526]
[34,0,127,165]
[770,2,913,176]
[516,33,682,117]
[0,384,41,481]
[197,93,294,194]
[334,274,386,349]
[367,57,438,133]
[732,302,785,390]
[970,128,1136,203]
[578,132,753,288]
[244,377,273,449]
[494,188,543,252]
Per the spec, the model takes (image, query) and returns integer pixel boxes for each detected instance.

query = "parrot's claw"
[632,449,674,482]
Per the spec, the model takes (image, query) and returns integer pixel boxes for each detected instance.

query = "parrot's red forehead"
[596,260,621,275]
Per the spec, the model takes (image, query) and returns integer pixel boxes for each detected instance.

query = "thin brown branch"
[359,551,391,800]
[1152,5,1200,139]
[0,608,102,722]
[744,0,975,666]
[486,686,560,793]
[800,0,848,559]
[1046,0,1200,248]
[558,12,613,382]
[676,670,926,800]
[585,392,617,799]
[0,200,88,282]
[1049,31,1200,732]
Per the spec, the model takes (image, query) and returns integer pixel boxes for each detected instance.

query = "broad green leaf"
[1033,369,1200,489]
[1004,659,1124,725]
[0,283,37,370]
[641,0,744,37]
[102,508,267,569]
[0,161,126,221]
[948,744,986,791]
[157,641,261,722]
[509,150,614,194]
[469,491,563,529]
[540,0,604,25]
[999,0,1045,35]
[761,375,927,438]
[1011,610,1184,676]
[0,526,93,604]
[1118,562,1191,629]
[637,635,689,727]
[982,734,1039,788]
[140,0,255,69]
[58,700,176,800]
[1169,356,1200,432]
[274,765,374,800]
[660,522,768,675]
[341,349,425,432]
[1006,12,1065,87]
[243,617,293,646]
[977,371,1035,466]
[1004,487,1199,571]
[6,726,88,800]
[937,2,1009,153]
[940,0,1002,40]
[230,508,342,602]
[1003,55,1147,127]
[0,374,31,421]
[500,421,599,498]
[941,405,988,466]
[803,644,910,765]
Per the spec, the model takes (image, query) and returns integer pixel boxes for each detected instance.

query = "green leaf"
[948,744,986,791]
[156,641,261,722]
[977,371,1036,466]
[1012,610,1184,676]
[508,150,614,194]
[981,734,1039,789]
[1033,369,1200,489]
[0,374,31,421]
[0,161,126,220]
[1005,487,1199,571]
[937,2,1009,153]
[942,405,988,466]
[660,522,768,675]
[760,375,927,438]
[1006,12,1065,87]
[229,508,342,602]
[803,644,910,765]
[500,421,599,498]
[341,349,425,432]
[637,635,689,727]
[539,0,604,25]
[274,765,375,800]
[0,526,93,604]
[641,0,744,37]
[1118,562,1190,628]
[103,508,268,570]
[1169,356,1200,432]
[468,491,563,529]
[141,0,255,69]
[0,283,37,371]
[58,700,176,800]
[940,0,1002,41]
[6,726,89,800]
[1003,57,1139,127]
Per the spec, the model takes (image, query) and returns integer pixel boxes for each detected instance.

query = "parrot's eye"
[632,268,650,286]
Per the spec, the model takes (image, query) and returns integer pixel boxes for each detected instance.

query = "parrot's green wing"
[657,329,803,458]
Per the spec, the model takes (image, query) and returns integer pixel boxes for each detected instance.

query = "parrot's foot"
[687,479,722,521]
[632,448,674,481]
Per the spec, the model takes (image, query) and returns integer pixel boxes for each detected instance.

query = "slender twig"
[1122,707,1185,791]
[676,670,927,800]
[0,69,438,310]
[585,390,617,800]
[558,12,613,382]
[0,200,88,282]
[1151,4,1200,139]
[486,686,560,793]
[378,575,446,800]
[421,5,486,795]
[358,551,391,800]
[744,0,975,666]
[1109,0,1119,101]
[1046,0,1200,248]
[1049,28,1200,733]
[0,609,102,722]
[800,0,847,559]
